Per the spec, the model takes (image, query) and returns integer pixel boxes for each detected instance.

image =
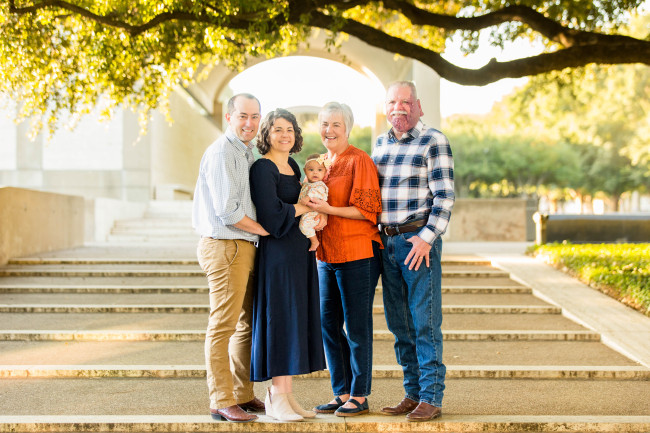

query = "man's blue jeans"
[379,233,445,407]
[317,241,381,397]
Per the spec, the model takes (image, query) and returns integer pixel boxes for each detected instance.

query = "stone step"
[378,339,636,366]
[105,235,200,243]
[7,257,492,266]
[8,245,199,260]
[0,285,209,294]
[0,285,532,294]
[0,329,599,342]
[2,340,635,366]
[0,268,508,278]
[0,274,521,287]
[3,365,647,380]
[7,258,200,265]
[0,312,586,331]
[2,415,650,433]
[0,268,205,277]
[2,415,649,433]
[113,219,195,228]
[0,266,505,278]
[110,228,198,236]
[0,304,561,314]
[0,293,209,305]
[0,276,209,286]
[1,377,648,418]
[0,293,549,307]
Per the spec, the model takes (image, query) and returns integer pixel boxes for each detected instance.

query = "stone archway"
[185,31,442,134]
[148,32,442,197]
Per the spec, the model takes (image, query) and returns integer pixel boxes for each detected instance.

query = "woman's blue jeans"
[317,241,381,397]
[379,233,445,407]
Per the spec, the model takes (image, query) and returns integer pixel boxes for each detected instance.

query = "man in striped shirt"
[192,94,269,423]
[371,81,454,421]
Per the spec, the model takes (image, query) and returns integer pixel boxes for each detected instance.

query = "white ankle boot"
[287,393,316,418]
[265,387,303,422]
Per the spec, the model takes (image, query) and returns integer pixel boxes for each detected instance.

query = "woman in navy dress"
[249,108,326,421]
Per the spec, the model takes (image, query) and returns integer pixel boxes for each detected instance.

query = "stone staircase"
[0,202,649,432]
[106,201,197,243]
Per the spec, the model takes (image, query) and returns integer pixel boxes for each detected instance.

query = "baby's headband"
[305,154,332,169]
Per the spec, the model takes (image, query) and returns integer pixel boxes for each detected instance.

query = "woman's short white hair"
[319,102,354,137]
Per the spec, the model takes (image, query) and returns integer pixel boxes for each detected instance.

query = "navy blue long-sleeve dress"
[249,157,326,381]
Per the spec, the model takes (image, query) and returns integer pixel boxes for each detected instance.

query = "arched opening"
[222,56,385,164]
[216,56,385,138]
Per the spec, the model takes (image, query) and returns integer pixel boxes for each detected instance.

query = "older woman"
[249,108,327,421]
[306,102,382,417]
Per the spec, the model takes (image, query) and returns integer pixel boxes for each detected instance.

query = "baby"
[298,153,330,251]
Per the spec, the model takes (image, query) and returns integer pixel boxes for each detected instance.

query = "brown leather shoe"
[406,402,442,422]
[210,405,257,422]
[380,397,418,415]
[238,397,265,412]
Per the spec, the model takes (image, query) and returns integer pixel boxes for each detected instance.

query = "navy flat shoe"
[335,398,369,417]
[314,396,345,414]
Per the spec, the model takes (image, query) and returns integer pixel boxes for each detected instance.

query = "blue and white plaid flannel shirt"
[372,121,455,244]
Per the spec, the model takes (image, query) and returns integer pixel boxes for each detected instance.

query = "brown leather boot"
[210,404,257,422]
[380,397,418,415]
[238,397,265,412]
[406,402,442,421]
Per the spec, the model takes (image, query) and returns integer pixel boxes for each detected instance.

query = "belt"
[208,237,257,247]
[235,239,257,247]
[381,219,427,236]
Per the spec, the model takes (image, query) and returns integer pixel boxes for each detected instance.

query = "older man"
[371,81,455,421]
[192,93,269,422]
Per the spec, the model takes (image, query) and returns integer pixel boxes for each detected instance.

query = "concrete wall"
[444,198,537,242]
[0,108,151,201]
[0,87,218,203]
[0,187,85,265]
[151,91,221,200]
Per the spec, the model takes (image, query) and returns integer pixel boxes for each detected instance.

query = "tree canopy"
[1,0,649,135]
[443,22,650,212]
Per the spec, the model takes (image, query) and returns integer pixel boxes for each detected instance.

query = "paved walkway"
[445,242,650,367]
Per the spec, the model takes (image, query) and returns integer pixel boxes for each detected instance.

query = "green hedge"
[529,243,650,317]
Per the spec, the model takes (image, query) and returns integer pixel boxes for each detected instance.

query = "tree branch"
[8,0,249,35]
[305,11,650,86]
[380,1,639,47]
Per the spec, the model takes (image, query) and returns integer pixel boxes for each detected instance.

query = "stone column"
[14,122,44,189]
[412,61,442,130]
[121,110,152,201]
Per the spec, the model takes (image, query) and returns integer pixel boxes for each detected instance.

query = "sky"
[229,33,542,126]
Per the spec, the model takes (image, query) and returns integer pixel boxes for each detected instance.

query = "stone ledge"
[6,257,492,266]
[7,258,200,265]
[0,268,511,278]
[0,305,562,314]
[0,329,596,342]
[0,286,532,294]
[0,285,209,293]
[0,415,648,433]
[2,365,647,380]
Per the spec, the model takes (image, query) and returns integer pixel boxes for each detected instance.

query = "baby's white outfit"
[298,180,329,238]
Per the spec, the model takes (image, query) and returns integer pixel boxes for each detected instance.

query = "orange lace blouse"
[316,145,383,263]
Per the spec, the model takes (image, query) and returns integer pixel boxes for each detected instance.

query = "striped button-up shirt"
[371,121,455,244]
[192,128,259,242]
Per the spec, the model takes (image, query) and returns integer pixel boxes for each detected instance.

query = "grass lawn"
[528,243,650,317]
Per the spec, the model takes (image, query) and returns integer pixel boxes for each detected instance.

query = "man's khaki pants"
[197,237,256,410]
